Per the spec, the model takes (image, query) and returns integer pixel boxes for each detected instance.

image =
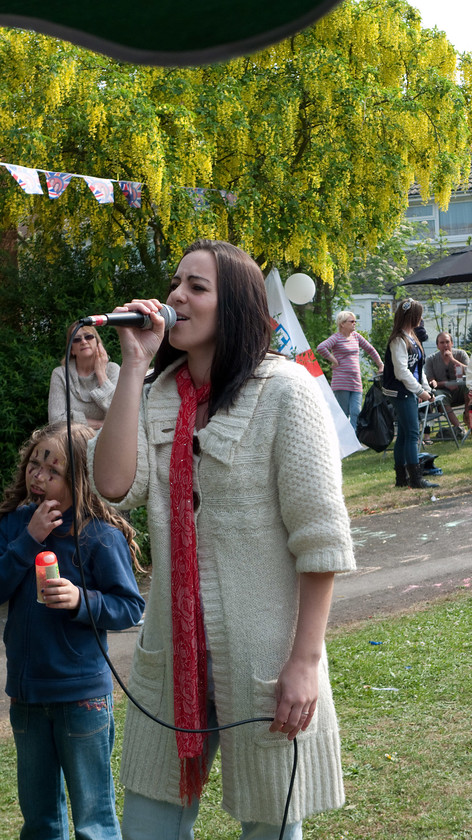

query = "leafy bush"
[129,506,152,568]
[0,236,168,491]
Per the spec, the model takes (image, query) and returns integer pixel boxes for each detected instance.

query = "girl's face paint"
[26,438,72,512]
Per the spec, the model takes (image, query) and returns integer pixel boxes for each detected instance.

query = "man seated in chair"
[425,332,469,438]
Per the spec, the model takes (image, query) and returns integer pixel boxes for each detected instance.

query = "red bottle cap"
[35,551,58,566]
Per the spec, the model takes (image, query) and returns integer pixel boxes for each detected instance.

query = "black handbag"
[356,379,395,452]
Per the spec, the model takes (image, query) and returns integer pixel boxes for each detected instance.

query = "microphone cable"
[64,324,298,840]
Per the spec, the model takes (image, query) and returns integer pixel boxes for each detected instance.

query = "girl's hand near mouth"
[27,499,63,543]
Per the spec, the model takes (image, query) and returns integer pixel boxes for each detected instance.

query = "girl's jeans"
[390,393,419,466]
[10,694,121,840]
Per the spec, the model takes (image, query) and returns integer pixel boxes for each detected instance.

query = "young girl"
[90,239,356,840]
[0,421,145,840]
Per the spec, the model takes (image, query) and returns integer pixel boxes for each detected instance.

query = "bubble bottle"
[35,551,60,603]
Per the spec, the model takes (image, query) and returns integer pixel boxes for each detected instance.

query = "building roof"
[408,169,472,199]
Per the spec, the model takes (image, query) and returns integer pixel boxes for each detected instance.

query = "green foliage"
[0,324,54,489]
[0,0,471,286]
[465,323,472,353]
[369,301,393,361]
[129,507,152,568]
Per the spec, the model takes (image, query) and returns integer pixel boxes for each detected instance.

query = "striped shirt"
[316,332,382,392]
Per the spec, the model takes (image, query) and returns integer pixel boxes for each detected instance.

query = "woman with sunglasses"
[48,323,120,430]
[382,298,438,489]
[316,310,384,431]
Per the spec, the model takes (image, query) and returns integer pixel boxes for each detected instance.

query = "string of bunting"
[0,161,141,207]
[0,162,238,210]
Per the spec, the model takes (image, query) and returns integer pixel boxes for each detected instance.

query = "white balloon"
[284,273,316,305]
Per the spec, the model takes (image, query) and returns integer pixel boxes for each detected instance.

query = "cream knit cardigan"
[48,359,120,424]
[88,354,356,824]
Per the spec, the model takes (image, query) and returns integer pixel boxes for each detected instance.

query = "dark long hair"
[387,298,424,354]
[146,240,272,416]
[0,422,141,569]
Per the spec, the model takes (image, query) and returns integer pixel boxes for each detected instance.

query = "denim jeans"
[333,390,363,430]
[121,702,302,840]
[10,694,121,840]
[390,393,419,466]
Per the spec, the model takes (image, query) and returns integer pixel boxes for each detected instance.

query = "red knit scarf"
[170,363,211,803]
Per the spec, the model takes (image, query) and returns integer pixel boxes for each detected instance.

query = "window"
[405,204,436,238]
[438,201,472,237]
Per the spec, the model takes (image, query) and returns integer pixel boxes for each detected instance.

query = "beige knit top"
[88,354,356,824]
[48,359,120,424]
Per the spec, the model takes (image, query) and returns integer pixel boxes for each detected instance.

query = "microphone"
[80,305,177,331]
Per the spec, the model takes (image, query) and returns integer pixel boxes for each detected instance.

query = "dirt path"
[329,492,471,626]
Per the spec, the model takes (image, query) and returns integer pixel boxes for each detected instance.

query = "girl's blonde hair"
[0,421,142,570]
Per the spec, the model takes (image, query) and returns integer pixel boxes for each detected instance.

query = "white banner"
[265,267,361,459]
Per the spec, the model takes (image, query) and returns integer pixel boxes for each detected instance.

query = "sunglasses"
[72,333,96,344]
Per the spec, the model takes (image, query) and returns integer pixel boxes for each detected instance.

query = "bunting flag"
[3,164,43,195]
[219,189,237,207]
[44,171,74,199]
[265,267,361,460]
[118,180,142,208]
[185,186,238,210]
[82,175,114,204]
[185,187,210,210]
[0,160,235,212]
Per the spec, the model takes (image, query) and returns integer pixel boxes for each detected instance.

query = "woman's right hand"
[93,341,109,386]
[113,299,170,366]
[330,356,339,368]
[419,390,433,403]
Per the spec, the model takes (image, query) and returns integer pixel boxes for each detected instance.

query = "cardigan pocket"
[127,630,167,717]
[251,675,317,747]
[148,418,176,445]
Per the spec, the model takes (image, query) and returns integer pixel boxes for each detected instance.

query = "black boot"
[394,464,408,487]
[406,463,439,489]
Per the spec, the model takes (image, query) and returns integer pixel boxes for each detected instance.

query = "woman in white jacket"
[89,240,355,840]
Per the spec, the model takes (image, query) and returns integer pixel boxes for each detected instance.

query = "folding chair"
[418,394,460,450]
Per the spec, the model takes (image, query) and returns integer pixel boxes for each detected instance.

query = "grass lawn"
[342,437,472,517]
[1,593,471,840]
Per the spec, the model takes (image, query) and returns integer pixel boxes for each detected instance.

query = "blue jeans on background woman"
[333,390,362,431]
[390,393,419,466]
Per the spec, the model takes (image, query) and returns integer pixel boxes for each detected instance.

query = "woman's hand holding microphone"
[113,299,172,368]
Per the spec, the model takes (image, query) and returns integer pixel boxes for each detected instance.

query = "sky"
[409,0,472,54]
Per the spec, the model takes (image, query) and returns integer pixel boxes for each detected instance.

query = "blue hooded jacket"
[1,504,145,703]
